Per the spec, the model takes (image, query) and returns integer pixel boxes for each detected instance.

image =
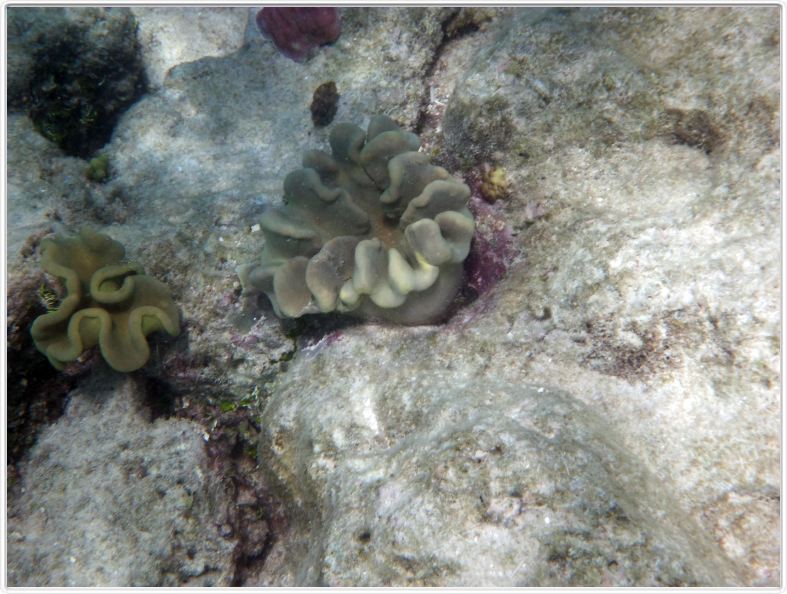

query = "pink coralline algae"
[256,8,341,62]
[464,194,516,298]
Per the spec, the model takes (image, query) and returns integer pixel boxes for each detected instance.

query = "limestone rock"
[7,374,237,586]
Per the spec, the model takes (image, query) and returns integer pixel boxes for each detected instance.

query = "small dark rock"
[311,81,339,127]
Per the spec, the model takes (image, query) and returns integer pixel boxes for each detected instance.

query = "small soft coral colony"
[30,228,180,372]
[256,7,341,62]
[239,115,476,325]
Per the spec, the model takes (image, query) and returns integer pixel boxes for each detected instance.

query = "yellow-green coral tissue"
[31,228,181,372]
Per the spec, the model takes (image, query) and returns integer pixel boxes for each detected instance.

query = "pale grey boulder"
[255,350,737,586]
[7,373,238,586]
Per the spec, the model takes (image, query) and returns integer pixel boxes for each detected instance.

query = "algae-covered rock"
[31,228,180,372]
[85,153,110,182]
[239,115,475,325]
[8,7,145,158]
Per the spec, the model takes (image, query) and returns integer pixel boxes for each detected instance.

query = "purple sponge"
[255,8,341,62]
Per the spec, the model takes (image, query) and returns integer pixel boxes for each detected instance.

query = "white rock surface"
[132,8,249,89]
[255,347,739,585]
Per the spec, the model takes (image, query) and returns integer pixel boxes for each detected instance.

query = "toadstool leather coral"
[30,228,180,372]
[239,115,475,325]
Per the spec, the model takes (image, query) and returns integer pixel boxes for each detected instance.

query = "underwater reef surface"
[6,6,780,587]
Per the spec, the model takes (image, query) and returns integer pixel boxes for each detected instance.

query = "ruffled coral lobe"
[31,229,180,372]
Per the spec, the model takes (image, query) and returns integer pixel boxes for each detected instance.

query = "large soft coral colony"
[240,115,475,325]
[31,228,180,372]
